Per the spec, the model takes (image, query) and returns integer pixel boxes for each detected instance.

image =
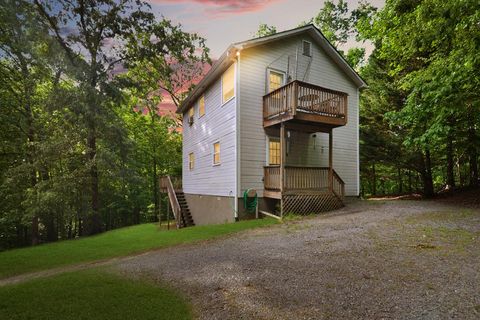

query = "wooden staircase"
[175,191,195,227]
[159,176,195,229]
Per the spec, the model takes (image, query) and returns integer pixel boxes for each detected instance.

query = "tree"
[0,0,60,244]
[0,0,210,249]
[358,0,480,196]
[310,0,350,47]
[34,0,208,234]
[303,1,376,69]
[254,23,277,37]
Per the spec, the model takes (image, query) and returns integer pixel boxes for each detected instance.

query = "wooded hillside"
[0,0,209,249]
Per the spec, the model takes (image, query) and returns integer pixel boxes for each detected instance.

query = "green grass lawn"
[0,218,277,279]
[0,268,191,320]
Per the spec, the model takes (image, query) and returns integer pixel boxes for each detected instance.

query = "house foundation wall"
[184,194,279,225]
[184,194,236,225]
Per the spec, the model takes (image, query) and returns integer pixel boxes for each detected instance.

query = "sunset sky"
[147,0,385,58]
[146,0,385,114]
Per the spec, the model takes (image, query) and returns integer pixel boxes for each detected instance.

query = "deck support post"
[280,122,286,218]
[329,129,333,193]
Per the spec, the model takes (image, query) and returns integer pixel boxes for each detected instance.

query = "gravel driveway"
[116,200,480,319]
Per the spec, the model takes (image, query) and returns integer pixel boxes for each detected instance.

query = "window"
[213,142,220,165]
[222,64,235,103]
[198,95,205,117]
[268,138,280,165]
[302,40,312,57]
[188,106,194,125]
[268,70,285,93]
[188,153,194,170]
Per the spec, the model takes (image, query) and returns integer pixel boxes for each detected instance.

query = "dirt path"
[116,200,480,319]
[0,253,145,287]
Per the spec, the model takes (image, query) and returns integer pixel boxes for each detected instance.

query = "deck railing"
[263,80,348,122]
[285,166,330,190]
[264,165,345,198]
[264,166,281,190]
[159,175,182,192]
[332,170,345,200]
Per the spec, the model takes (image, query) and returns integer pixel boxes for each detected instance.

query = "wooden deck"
[263,80,348,129]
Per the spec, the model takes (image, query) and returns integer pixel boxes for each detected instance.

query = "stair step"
[166,187,195,228]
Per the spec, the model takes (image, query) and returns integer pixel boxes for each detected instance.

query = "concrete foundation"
[184,193,279,225]
[183,194,236,225]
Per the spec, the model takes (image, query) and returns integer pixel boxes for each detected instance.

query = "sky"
[147,0,386,59]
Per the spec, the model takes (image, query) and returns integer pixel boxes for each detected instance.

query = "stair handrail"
[163,175,182,228]
[332,169,345,200]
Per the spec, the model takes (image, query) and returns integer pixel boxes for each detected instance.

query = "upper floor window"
[188,106,194,125]
[268,70,285,93]
[302,40,312,57]
[222,64,235,104]
[198,95,205,117]
[213,142,220,165]
[189,152,195,170]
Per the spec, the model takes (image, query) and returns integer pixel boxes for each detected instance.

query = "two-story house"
[162,25,366,226]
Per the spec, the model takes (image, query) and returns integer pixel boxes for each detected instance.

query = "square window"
[268,70,285,93]
[302,40,312,57]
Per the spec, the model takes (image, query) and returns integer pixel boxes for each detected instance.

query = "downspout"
[356,88,360,197]
[234,49,241,221]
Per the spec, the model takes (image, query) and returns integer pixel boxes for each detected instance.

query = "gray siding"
[182,65,237,197]
[239,35,360,196]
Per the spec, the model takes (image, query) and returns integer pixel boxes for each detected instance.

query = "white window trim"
[302,40,312,57]
[266,68,286,94]
[221,63,236,106]
[212,141,221,166]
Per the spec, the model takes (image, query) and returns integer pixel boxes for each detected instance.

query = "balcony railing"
[263,80,348,126]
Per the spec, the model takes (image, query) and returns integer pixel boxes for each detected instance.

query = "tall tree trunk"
[422,148,435,198]
[153,157,159,223]
[467,105,479,186]
[446,136,456,189]
[408,170,413,193]
[86,120,101,234]
[22,64,39,245]
[372,163,377,196]
[77,216,83,237]
[468,126,479,187]
[397,167,403,194]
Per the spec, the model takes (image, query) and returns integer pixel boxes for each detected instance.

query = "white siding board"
[182,70,237,197]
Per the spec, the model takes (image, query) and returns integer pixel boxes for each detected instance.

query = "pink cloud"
[149,0,281,15]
